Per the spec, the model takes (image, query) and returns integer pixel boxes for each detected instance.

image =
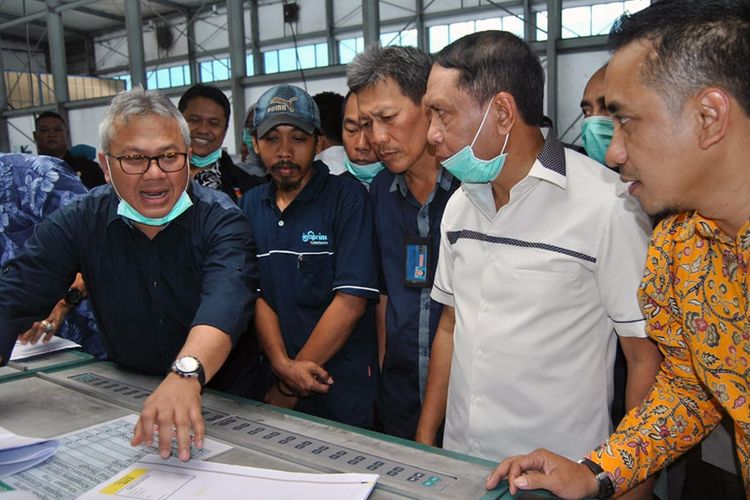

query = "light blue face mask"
[117,193,193,226]
[581,116,614,166]
[440,101,510,184]
[190,148,222,168]
[242,128,254,150]
[344,157,385,184]
[106,157,193,227]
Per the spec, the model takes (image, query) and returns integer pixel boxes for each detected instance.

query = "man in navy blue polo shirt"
[240,84,379,429]
[347,45,460,439]
[0,88,259,462]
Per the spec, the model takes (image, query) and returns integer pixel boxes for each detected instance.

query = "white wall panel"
[145,20,190,61]
[556,49,610,144]
[296,0,328,33]
[94,34,130,71]
[258,2,286,41]
[258,0,327,40]
[194,11,230,53]
[7,115,36,154]
[333,0,362,28]
[380,1,416,21]
[68,105,110,151]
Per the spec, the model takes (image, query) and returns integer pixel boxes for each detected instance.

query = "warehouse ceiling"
[0,0,225,44]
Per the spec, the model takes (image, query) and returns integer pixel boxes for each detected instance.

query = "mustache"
[271,161,301,173]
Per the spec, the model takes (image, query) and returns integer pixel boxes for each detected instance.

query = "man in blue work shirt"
[347,45,460,439]
[240,84,379,429]
[0,88,259,462]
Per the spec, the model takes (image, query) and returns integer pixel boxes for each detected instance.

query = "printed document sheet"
[0,426,59,478]
[10,337,81,362]
[80,455,378,500]
[0,415,231,500]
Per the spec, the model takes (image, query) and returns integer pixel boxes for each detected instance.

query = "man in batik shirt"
[487,0,750,497]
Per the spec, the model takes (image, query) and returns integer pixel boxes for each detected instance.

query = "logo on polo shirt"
[301,230,328,245]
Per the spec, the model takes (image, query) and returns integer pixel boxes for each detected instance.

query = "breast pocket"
[295,254,335,308]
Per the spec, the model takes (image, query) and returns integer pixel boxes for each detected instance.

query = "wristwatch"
[578,458,615,498]
[64,287,84,307]
[170,355,206,388]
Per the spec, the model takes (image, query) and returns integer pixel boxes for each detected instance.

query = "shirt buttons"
[278,220,285,227]
[480,302,490,312]
[471,441,480,449]
[153,281,159,288]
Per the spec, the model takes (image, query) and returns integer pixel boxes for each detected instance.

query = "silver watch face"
[175,356,199,373]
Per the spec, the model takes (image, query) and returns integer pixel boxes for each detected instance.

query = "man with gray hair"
[0,87,259,462]
[347,45,460,439]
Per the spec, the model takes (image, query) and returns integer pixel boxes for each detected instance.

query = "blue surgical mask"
[191,148,222,168]
[344,157,385,184]
[106,157,193,227]
[242,129,254,150]
[440,102,510,184]
[581,116,614,165]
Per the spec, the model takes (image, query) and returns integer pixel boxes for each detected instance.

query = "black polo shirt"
[240,162,379,427]
[0,182,259,395]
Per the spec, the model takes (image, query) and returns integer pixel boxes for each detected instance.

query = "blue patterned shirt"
[0,153,105,360]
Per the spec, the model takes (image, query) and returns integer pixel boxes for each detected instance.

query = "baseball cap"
[254,84,321,138]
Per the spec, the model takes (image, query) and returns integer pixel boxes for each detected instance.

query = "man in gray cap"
[240,84,380,429]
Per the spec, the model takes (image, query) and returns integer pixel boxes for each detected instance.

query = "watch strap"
[578,458,615,499]
[64,287,83,307]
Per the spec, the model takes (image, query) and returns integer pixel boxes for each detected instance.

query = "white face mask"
[439,101,510,184]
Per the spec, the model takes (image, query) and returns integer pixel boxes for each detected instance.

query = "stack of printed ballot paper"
[0,426,59,478]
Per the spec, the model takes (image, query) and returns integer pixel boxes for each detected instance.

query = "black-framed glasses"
[106,152,188,175]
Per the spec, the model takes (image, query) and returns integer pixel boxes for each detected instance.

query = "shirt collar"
[261,161,329,204]
[677,211,750,246]
[460,131,567,220]
[527,132,567,189]
[390,166,455,196]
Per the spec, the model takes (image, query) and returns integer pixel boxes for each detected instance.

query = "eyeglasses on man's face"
[106,152,188,175]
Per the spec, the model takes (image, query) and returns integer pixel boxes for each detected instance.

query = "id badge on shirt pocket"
[404,236,431,288]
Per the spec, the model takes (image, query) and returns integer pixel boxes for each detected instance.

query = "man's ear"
[490,92,517,136]
[695,87,730,150]
[98,152,110,183]
[252,136,261,155]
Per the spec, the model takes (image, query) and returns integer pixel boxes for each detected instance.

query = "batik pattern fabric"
[590,211,749,494]
[0,153,106,359]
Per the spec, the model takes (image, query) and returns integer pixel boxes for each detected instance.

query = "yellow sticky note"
[100,468,148,494]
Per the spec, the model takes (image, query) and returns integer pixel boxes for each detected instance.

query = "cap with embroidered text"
[254,84,321,138]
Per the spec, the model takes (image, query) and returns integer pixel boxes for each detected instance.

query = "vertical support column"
[362,0,380,48]
[545,0,561,127]
[0,45,10,153]
[124,0,147,89]
[46,0,69,105]
[523,0,535,42]
[227,0,246,155]
[415,0,425,51]
[85,36,97,75]
[186,10,199,86]
[325,0,337,65]
[250,0,263,75]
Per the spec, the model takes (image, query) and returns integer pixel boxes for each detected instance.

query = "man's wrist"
[577,458,615,498]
